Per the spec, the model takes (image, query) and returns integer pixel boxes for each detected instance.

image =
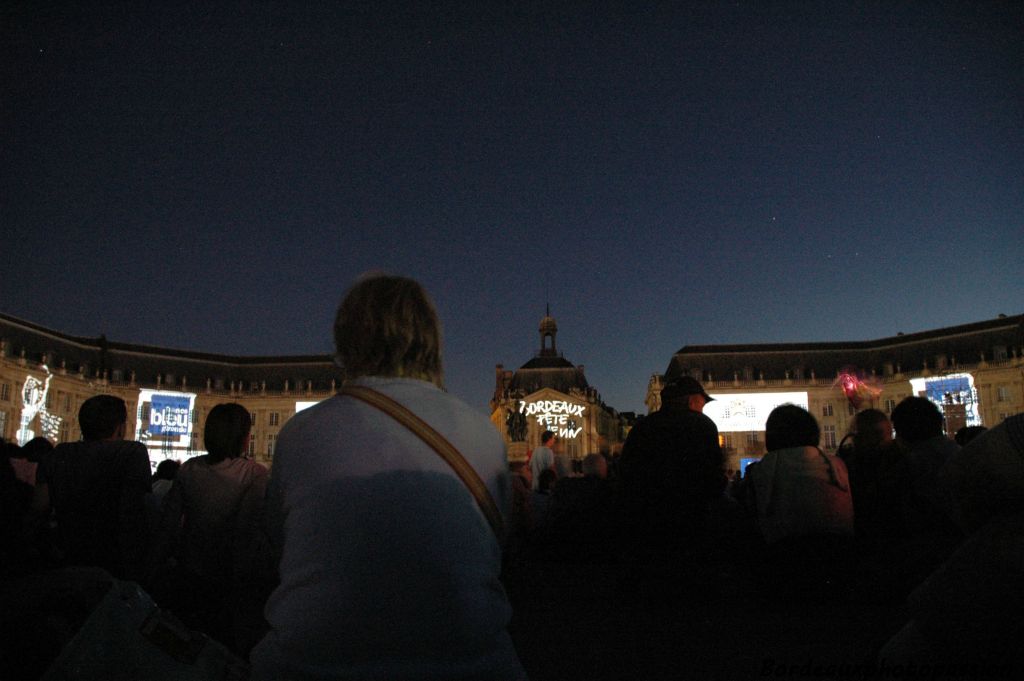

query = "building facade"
[0,312,338,470]
[646,314,1024,474]
[490,312,629,462]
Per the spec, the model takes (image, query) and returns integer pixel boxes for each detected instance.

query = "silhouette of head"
[891,396,944,443]
[334,274,443,387]
[154,459,181,481]
[78,395,128,441]
[204,403,252,463]
[582,453,608,479]
[661,376,714,413]
[765,404,820,451]
[853,408,893,450]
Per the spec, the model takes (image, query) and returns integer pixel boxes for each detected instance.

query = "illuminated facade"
[647,314,1024,473]
[491,312,629,462]
[0,312,337,471]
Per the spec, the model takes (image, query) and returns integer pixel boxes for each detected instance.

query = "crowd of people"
[2,274,1022,679]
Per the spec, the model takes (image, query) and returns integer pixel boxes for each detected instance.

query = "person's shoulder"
[177,455,209,473]
[121,439,150,455]
[106,439,151,465]
[276,394,346,443]
[244,458,269,477]
[52,441,82,457]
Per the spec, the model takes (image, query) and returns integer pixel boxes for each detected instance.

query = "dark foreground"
[507,562,908,681]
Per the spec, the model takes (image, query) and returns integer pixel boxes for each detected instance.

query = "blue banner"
[149,395,191,436]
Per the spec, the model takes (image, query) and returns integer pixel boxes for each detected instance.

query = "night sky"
[3,2,1022,414]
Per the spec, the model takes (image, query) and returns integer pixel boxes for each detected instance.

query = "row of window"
[722,424,840,450]
[248,411,282,427]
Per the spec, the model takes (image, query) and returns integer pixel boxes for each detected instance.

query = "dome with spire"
[537,308,559,358]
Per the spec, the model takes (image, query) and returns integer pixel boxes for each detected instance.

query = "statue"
[505,409,527,442]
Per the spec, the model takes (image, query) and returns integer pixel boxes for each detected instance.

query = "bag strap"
[339,385,504,540]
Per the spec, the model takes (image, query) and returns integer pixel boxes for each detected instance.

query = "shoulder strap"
[339,385,504,539]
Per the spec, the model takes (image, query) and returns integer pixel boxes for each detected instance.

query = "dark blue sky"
[3,1,1022,414]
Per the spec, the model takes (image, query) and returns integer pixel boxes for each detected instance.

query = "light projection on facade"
[518,399,586,439]
[134,388,198,468]
[910,373,982,427]
[18,365,61,444]
[835,368,882,409]
[295,400,321,413]
[702,392,810,433]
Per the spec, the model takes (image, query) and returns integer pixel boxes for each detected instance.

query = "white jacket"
[747,445,854,544]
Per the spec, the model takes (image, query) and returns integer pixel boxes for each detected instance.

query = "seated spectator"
[152,459,180,495]
[539,453,617,564]
[881,413,1024,673]
[37,395,151,581]
[742,404,854,596]
[1,443,35,577]
[10,437,53,488]
[22,436,55,464]
[531,468,558,530]
[839,409,909,547]
[150,403,268,652]
[890,396,963,582]
[250,275,524,680]
[503,461,533,568]
[145,459,181,535]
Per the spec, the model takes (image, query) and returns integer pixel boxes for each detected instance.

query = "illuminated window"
[0,411,7,437]
[823,425,837,449]
[822,402,834,417]
[248,435,256,456]
[746,432,758,445]
[269,412,280,427]
[997,386,1010,402]
[251,411,258,427]
[64,394,71,412]
[267,433,276,458]
[1,383,10,401]
[884,398,896,414]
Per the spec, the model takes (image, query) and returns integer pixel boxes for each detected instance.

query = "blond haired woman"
[251,275,524,680]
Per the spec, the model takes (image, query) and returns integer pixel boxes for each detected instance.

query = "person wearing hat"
[617,375,726,594]
[658,375,715,414]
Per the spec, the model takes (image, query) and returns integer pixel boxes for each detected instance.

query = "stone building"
[646,313,1024,474]
[491,311,628,463]
[0,311,337,470]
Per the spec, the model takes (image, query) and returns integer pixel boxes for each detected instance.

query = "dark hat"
[661,376,714,402]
